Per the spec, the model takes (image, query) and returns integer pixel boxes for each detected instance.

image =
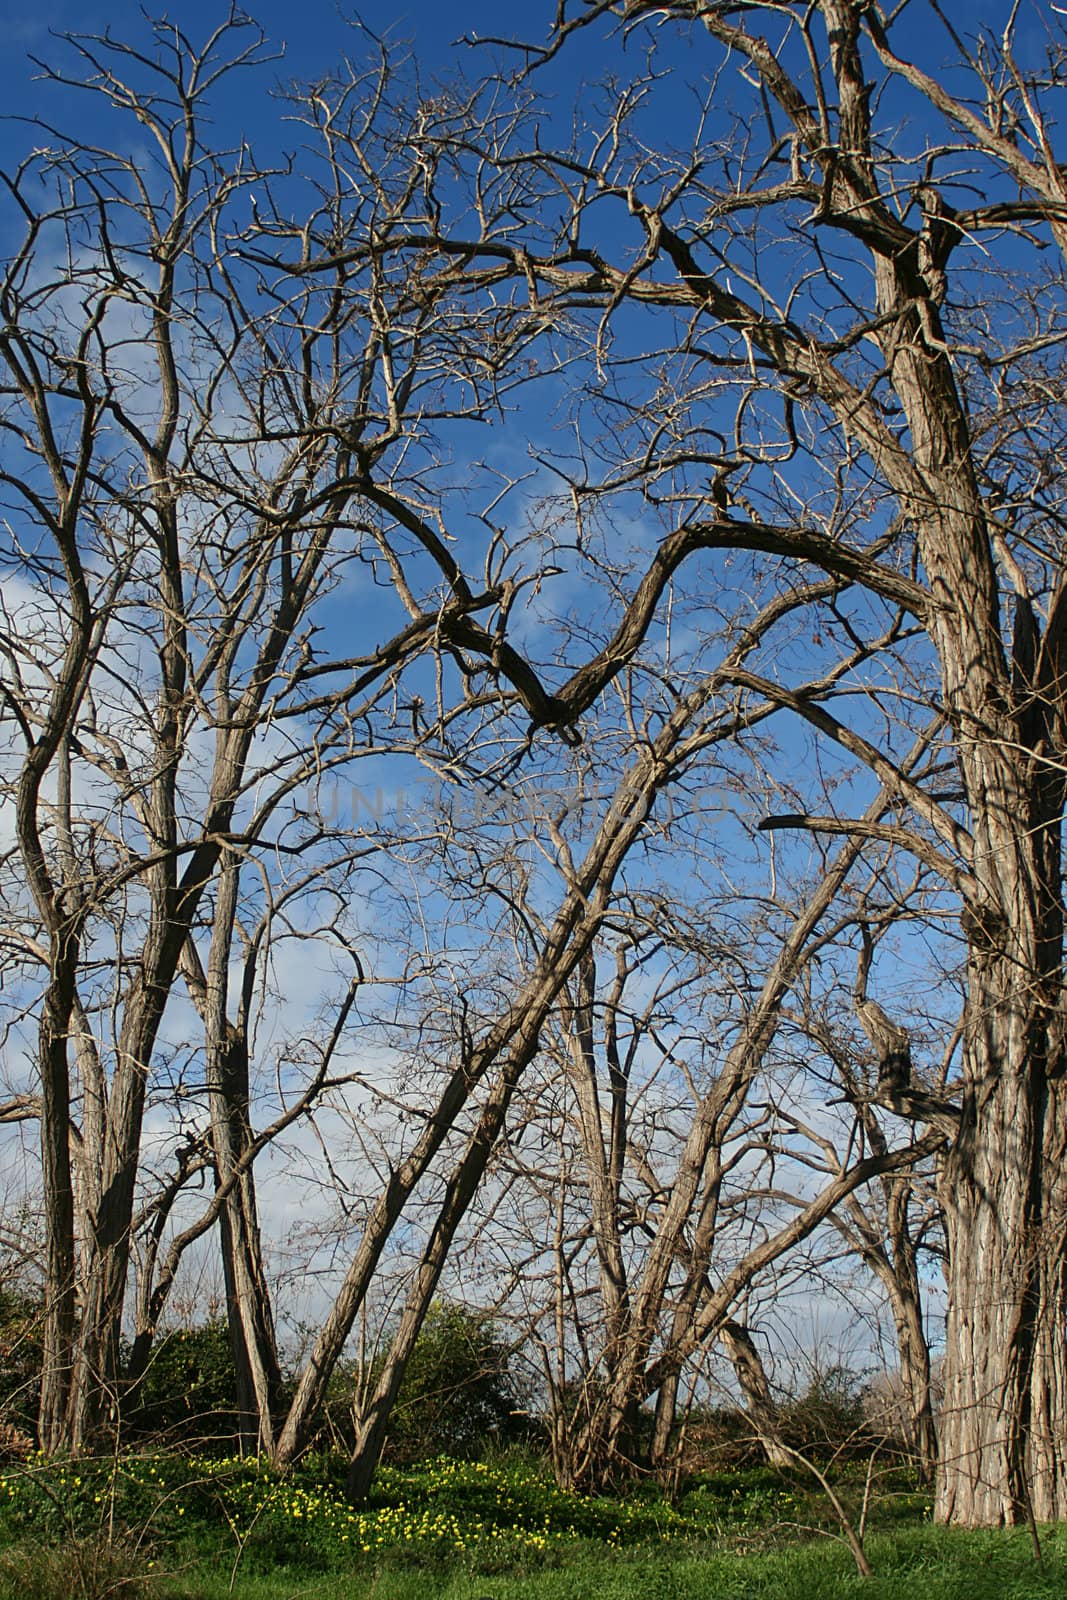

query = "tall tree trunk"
[929,652,1067,1522]
[936,1010,1067,1524]
[554,947,637,1492]
[214,1026,282,1455]
[719,1321,793,1471]
[201,855,282,1456]
[37,973,78,1452]
[865,15,1067,1512]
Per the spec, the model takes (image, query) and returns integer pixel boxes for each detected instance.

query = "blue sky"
[0,0,1041,130]
[0,1,539,122]
[0,0,1016,934]
[0,0,1050,205]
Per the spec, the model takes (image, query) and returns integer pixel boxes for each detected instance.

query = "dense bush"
[675,1368,875,1476]
[777,1368,872,1458]
[0,1291,41,1442]
[122,1321,240,1445]
[321,1302,528,1463]
[1,1295,529,1464]
[385,1304,523,1461]
[1,1304,244,1453]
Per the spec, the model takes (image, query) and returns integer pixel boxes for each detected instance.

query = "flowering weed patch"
[0,1452,700,1576]
[2,1455,1060,1600]
[0,1450,929,1585]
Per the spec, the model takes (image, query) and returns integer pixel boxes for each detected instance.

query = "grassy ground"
[1,1451,1063,1600]
[135,1528,1067,1600]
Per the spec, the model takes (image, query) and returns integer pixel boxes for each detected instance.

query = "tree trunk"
[640,0,1067,1523]
[212,1028,281,1455]
[862,31,1067,1509]
[37,975,78,1452]
[649,1368,680,1475]
[345,1047,531,1501]
[66,1036,149,1449]
[928,583,1067,1522]
[936,1039,1067,1524]
[719,1321,793,1471]
[880,1269,937,1484]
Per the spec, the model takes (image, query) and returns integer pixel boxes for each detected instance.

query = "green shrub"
[778,1367,870,1458]
[0,1291,42,1439]
[321,1302,527,1464]
[122,1321,240,1445]
[0,1300,245,1452]
[385,1303,520,1461]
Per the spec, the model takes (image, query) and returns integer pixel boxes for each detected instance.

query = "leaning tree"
[3,11,898,1463]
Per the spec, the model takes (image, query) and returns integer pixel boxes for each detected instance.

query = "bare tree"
[0,15,580,1452]
[272,570,840,1489]
[452,0,1067,1525]
[447,721,946,1494]
[3,13,857,1463]
[11,4,1067,1529]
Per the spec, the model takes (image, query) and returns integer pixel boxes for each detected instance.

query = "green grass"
[141,1529,1067,1600]
[1,1452,1064,1600]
